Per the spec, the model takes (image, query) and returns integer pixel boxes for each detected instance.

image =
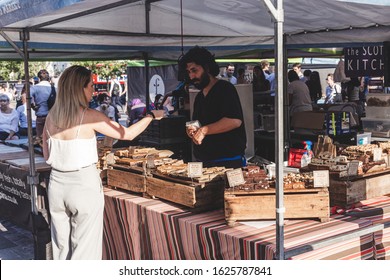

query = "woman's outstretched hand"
[150,110,165,120]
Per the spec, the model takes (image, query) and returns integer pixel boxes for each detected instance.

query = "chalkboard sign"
[344,46,384,78]
[0,163,49,229]
[0,163,31,227]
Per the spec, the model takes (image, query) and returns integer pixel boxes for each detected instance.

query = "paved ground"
[0,218,34,260]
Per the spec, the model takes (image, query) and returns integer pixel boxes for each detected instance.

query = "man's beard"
[192,72,210,90]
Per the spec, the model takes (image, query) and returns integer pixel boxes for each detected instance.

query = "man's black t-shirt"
[192,80,246,161]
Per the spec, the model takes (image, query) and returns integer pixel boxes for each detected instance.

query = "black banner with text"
[344,46,384,77]
[0,163,31,227]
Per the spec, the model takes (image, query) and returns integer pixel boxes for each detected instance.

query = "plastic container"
[365,106,390,118]
[266,162,299,179]
[357,132,372,145]
[300,152,311,167]
[361,117,390,137]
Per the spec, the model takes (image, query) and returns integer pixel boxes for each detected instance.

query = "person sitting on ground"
[17,91,37,137]
[0,94,19,140]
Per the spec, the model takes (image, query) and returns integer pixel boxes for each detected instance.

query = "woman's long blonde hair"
[49,65,92,129]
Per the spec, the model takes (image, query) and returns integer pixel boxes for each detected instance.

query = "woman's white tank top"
[46,109,98,171]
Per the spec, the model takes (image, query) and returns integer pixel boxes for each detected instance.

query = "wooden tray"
[106,164,146,193]
[146,172,226,210]
[224,188,330,226]
[329,172,390,207]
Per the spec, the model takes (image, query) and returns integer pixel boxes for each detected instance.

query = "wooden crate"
[146,173,225,210]
[224,188,330,226]
[107,165,146,193]
[329,171,390,207]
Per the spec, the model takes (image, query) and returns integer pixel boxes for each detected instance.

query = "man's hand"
[192,126,207,145]
[186,125,197,139]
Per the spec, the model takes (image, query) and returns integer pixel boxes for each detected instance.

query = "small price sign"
[373,148,382,161]
[373,148,382,162]
[226,168,245,187]
[146,156,155,169]
[347,160,360,176]
[313,170,330,188]
[106,152,115,165]
[188,162,203,178]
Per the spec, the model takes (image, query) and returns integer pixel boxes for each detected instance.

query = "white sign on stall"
[373,148,382,162]
[188,162,203,178]
[226,168,245,188]
[347,161,360,176]
[146,156,156,169]
[313,170,330,188]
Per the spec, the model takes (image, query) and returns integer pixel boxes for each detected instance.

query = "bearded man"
[179,46,246,168]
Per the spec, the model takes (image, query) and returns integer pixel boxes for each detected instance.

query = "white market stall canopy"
[0,0,389,60]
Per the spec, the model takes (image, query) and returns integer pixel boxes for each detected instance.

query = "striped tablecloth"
[103,187,375,260]
[345,195,390,260]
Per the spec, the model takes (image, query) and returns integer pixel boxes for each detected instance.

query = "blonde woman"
[42,65,163,260]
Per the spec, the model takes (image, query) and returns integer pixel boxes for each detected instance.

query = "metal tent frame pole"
[144,1,151,109]
[0,30,38,213]
[20,30,40,215]
[144,52,150,108]
[262,0,285,260]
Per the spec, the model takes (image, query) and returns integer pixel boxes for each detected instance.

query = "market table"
[344,195,390,260]
[103,187,376,260]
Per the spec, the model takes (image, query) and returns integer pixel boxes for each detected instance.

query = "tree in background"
[75,60,129,80]
[0,60,129,81]
[0,61,53,81]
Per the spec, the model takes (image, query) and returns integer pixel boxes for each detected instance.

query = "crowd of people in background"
[0,60,375,142]
[0,69,130,142]
[214,60,371,123]
[0,80,34,140]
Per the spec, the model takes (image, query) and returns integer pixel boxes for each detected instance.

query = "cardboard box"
[291,111,326,130]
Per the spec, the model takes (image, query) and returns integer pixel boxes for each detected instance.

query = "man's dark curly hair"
[178,46,220,81]
[37,69,50,82]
